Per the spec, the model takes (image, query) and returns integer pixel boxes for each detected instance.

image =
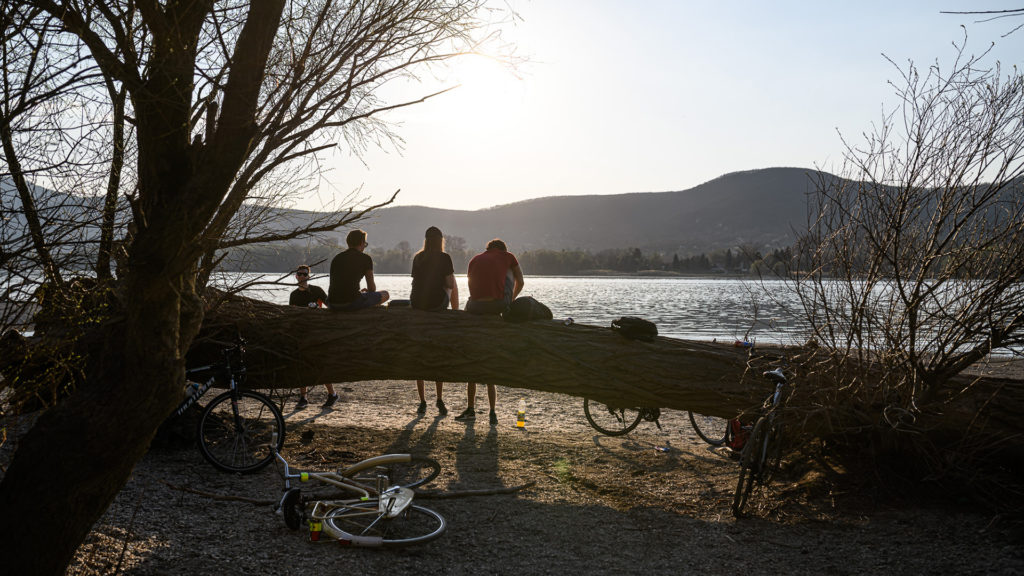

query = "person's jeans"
[333,291,385,311]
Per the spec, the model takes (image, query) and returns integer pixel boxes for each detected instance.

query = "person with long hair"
[410,226,459,416]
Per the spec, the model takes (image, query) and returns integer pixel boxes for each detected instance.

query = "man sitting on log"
[289,264,338,409]
[328,229,390,310]
[455,238,525,425]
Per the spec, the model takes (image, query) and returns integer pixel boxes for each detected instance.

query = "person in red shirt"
[454,239,524,425]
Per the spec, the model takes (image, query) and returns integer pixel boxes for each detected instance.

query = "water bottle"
[516,398,526,429]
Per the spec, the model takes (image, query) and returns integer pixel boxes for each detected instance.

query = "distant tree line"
[225,236,791,276]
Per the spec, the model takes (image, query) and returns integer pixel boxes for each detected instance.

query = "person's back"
[458,238,524,424]
[467,249,516,301]
[411,250,454,310]
[328,248,371,306]
[409,226,458,417]
[466,239,523,315]
[328,229,389,310]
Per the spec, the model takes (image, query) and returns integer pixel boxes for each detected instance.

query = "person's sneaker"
[489,410,499,425]
[454,408,476,421]
[322,393,339,408]
[436,400,448,416]
[295,397,309,409]
[417,401,427,415]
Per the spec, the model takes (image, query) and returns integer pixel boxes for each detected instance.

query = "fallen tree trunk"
[5,293,1023,449]
[196,294,1024,442]
[197,295,765,418]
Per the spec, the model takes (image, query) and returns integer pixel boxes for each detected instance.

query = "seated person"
[456,238,524,425]
[328,229,389,310]
[288,265,337,408]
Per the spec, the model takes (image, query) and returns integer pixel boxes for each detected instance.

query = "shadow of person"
[381,414,441,458]
[451,421,501,491]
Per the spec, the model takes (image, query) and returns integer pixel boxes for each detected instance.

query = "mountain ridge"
[348,166,827,255]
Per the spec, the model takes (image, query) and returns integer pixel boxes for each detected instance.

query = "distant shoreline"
[571,269,752,278]
[367,270,757,279]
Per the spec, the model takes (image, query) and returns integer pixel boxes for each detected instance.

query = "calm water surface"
[240,274,808,345]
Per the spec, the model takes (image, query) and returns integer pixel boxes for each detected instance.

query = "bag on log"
[503,296,553,322]
[611,316,658,342]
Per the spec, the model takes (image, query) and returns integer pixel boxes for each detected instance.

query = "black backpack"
[611,316,658,342]
[502,296,553,323]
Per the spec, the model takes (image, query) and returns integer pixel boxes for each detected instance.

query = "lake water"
[239,274,808,345]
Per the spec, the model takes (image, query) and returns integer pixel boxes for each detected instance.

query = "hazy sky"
[309,1,1024,211]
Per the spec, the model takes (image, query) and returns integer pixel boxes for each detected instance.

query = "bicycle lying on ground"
[273,436,446,547]
[582,398,735,448]
[732,367,788,517]
[172,334,285,473]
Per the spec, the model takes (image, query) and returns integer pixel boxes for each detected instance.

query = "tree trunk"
[196,294,1024,436]
[0,276,199,574]
[197,295,762,417]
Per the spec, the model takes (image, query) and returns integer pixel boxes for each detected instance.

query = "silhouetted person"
[410,226,459,416]
[455,238,524,425]
[328,229,390,310]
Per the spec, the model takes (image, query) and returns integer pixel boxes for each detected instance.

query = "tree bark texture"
[196,294,1024,451]
[198,295,763,417]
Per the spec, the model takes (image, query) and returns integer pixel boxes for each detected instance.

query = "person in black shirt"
[328,229,389,310]
[410,226,459,416]
[288,265,337,409]
[289,265,328,308]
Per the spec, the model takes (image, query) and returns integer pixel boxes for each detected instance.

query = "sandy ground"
[41,378,1024,576]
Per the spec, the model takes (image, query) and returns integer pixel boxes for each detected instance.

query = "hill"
[348,167,823,255]
[2,167,827,273]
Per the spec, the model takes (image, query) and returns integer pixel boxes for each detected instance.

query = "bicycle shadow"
[588,434,726,494]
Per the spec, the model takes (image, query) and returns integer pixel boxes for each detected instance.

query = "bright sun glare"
[439,54,526,134]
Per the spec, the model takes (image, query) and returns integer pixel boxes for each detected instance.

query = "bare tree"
[792,38,1024,469]
[942,8,1024,36]
[0,2,506,573]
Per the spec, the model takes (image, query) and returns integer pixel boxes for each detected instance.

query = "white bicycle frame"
[272,434,420,546]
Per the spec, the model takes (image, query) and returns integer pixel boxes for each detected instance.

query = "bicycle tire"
[583,398,643,436]
[341,454,442,491]
[384,456,441,490]
[732,416,768,518]
[324,502,446,547]
[197,390,285,474]
[760,417,784,485]
[282,488,304,530]
[687,411,731,446]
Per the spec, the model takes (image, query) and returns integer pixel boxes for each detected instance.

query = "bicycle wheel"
[198,390,285,473]
[341,454,442,491]
[324,502,446,547]
[687,412,731,446]
[281,488,304,530]
[759,417,784,485]
[385,456,441,490]
[583,398,643,436]
[732,417,768,518]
